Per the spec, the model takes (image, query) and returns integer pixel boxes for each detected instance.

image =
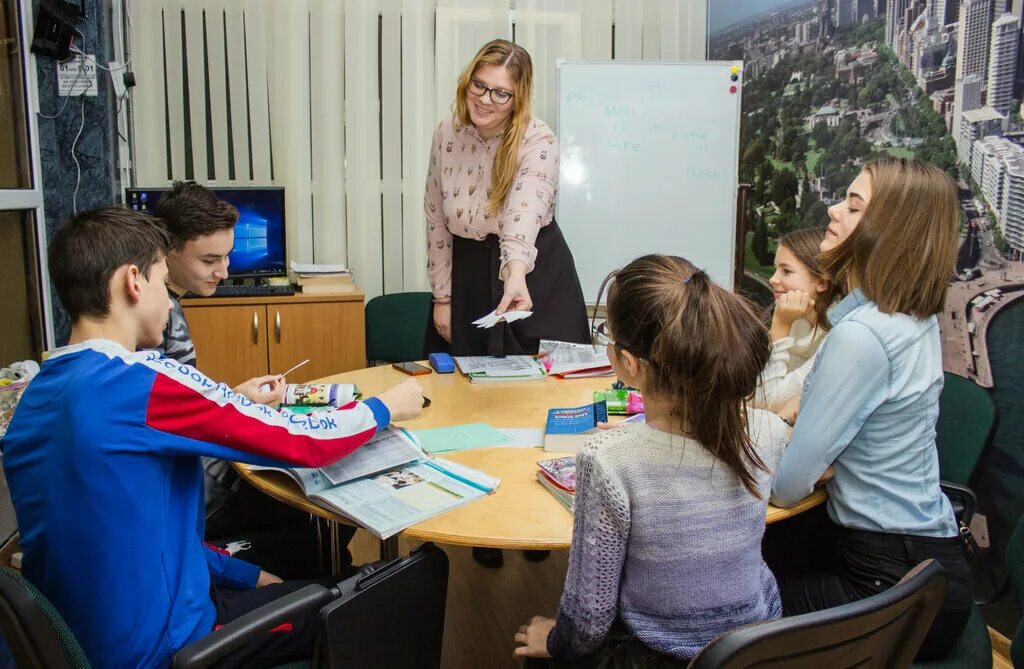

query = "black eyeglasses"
[469,78,514,105]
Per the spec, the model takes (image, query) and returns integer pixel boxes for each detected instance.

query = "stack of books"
[536,456,576,513]
[290,261,356,294]
[453,355,547,383]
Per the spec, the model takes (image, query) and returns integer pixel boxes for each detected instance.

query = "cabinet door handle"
[275,310,281,343]
[252,311,259,345]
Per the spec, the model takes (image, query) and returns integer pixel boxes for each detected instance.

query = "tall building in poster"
[987,13,1021,116]
[887,0,911,46]
[954,73,985,151]
[955,0,995,82]
[837,0,858,26]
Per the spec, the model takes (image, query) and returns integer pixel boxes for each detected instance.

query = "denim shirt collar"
[829,288,870,325]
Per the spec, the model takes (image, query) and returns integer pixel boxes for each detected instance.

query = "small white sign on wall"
[57,55,98,97]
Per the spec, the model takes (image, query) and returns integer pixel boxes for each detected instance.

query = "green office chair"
[364,292,433,365]
[936,372,997,486]
[688,560,948,668]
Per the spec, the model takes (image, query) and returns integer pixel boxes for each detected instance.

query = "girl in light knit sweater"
[513,255,789,667]
[755,227,832,419]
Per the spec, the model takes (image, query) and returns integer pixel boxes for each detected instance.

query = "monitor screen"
[124,187,287,278]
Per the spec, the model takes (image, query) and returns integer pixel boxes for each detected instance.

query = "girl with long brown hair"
[755,227,830,416]
[422,39,589,358]
[770,158,972,660]
[513,255,789,666]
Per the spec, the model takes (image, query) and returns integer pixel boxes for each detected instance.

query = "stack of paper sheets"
[453,355,548,383]
[471,310,533,328]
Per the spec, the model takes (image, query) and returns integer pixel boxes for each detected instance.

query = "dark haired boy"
[153,180,239,366]
[1,207,424,668]
[151,182,296,557]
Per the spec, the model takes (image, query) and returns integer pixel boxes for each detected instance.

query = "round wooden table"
[237,364,827,552]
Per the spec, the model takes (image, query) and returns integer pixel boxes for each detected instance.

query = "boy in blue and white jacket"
[1,207,424,669]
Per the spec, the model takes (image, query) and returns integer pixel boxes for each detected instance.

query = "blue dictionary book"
[543,400,609,453]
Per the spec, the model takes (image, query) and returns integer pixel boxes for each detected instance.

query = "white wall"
[126,0,707,299]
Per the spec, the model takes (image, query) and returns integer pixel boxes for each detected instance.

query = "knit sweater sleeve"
[547,441,631,660]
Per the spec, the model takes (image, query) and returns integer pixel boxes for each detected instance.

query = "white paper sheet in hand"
[472,310,533,328]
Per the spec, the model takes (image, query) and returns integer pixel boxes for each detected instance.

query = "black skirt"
[424,221,590,357]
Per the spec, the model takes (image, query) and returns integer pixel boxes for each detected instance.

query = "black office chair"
[687,559,947,668]
[0,543,448,669]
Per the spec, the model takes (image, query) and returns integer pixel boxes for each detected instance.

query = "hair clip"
[684,270,702,285]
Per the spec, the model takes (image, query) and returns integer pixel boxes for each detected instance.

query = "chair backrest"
[687,560,948,669]
[364,292,433,364]
[936,372,997,485]
[1007,514,1024,668]
[316,542,448,668]
[0,568,90,669]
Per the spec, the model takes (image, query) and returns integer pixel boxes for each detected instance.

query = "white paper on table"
[494,428,546,448]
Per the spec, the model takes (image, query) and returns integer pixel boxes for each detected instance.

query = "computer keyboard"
[208,284,296,297]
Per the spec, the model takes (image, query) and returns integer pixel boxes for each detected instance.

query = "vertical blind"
[127,0,707,299]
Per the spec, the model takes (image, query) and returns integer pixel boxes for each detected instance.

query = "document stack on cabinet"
[290,261,356,294]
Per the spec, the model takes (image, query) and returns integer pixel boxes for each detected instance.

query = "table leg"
[380,536,399,561]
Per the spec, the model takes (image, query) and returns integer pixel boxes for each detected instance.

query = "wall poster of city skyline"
[708,0,1022,588]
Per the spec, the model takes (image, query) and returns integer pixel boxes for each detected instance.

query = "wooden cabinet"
[180,293,366,387]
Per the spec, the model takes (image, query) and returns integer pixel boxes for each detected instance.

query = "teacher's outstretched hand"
[496,260,533,315]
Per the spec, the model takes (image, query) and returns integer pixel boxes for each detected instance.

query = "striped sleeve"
[140,353,388,469]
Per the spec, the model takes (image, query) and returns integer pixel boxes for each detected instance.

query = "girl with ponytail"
[513,255,789,666]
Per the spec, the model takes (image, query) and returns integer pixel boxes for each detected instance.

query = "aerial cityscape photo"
[709,0,1023,566]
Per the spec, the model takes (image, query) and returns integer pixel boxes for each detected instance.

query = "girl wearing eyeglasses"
[422,39,589,362]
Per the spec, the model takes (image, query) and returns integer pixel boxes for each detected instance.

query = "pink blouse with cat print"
[423,116,559,299]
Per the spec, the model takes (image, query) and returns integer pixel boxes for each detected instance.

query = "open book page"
[310,458,500,539]
[246,426,423,489]
[538,340,612,376]
[318,428,423,485]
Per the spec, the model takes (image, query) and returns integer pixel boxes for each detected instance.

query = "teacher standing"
[423,39,589,357]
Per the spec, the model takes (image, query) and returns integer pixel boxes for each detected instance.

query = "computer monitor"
[124,187,287,279]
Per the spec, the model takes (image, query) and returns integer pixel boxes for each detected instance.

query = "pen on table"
[277,358,310,380]
[259,359,310,393]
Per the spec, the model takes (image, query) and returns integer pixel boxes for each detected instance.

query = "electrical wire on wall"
[35,0,134,215]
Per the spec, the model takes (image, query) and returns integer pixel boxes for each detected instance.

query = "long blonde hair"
[453,39,534,216]
[819,158,958,319]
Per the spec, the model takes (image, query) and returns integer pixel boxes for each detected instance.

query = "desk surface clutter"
[237,364,827,550]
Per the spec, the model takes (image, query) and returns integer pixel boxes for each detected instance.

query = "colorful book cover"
[543,400,608,453]
[537,456,577,492]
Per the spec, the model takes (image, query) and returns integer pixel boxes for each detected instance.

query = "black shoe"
[523,550,550,562]
[472,547,504,568]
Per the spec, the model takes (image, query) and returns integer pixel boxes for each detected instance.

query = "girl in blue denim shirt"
[770,158,972,661]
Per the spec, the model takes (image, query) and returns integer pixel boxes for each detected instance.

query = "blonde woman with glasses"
[423,39,589,568]
[422,39,589,361]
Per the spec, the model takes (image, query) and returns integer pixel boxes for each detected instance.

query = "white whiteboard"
[556,60,743,299]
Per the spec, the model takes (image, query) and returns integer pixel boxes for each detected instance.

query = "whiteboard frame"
[554,59,744,296]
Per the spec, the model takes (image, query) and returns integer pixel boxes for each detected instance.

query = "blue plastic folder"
[413,423,512,454]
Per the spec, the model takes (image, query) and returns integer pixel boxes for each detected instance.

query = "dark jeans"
[766,508,973,661]
[206,479,355,579]
[524,622,689,669]
[208,578,338,669]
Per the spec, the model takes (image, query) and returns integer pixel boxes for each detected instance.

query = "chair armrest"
[940,480,977,527]
[170,584,335,669]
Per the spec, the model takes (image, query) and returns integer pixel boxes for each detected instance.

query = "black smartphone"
[393,361,431,376]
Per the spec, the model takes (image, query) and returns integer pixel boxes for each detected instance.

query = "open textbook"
[248,427,500,539]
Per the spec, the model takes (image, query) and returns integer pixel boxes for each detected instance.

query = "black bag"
[313,542,449,668]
